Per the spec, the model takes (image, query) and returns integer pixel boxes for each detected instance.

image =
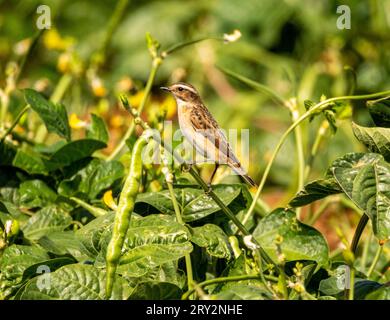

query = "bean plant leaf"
[352,122,390,161]
[0,245,49,299]
[111,215,193,277]
[86,113,109,144]
[24,88,71,141]
[191,224,232,259]
[289,178,342,207]
[332,153,390,241]
[12,148,48,175]
[37,231,88,261]
[129,282,182,300]
[58,158,124,199]
[77,214,193,277]
[45,139,107,171]
[253,208,329,265]
[19,180,57,208]
[367,97,390,128]
[135,184,243,222]
[21,257,75,283]
[17,264,132,300]
[213,284,272,300]
[365,285,390,300]
[22,205,72,241]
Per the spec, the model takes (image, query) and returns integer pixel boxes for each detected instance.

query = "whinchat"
[161,82,257,187]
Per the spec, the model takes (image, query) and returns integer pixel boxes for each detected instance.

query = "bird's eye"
[178,87,184,92]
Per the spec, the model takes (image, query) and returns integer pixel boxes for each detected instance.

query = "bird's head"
[160,82,201,104]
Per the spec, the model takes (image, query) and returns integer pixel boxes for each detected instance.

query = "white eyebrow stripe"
[174,84,197,94]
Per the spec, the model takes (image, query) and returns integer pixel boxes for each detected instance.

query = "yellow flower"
[116,76,134,92]
[91,77,107,97]
[161,94,177,119]
[110,114,124,128]
[57,52,71,73]
[103,190,117,210]
[129,90,145,108]
[69,113,87,129]
[43,29,74,51]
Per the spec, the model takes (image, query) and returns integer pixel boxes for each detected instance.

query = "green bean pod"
[105,133,149,299]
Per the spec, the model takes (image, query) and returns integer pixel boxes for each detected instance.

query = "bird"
[161,82,257,188]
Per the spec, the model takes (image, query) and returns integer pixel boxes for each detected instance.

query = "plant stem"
[99,0,129,60]
[242,90,390,226]
[361,232,372,271]
[279,269,289,300]
[307,198,332,225]
[289,100,305,219]
[163,37,224,57]
[304,120,328,180]
[218,66,285,105]
[348,267,355,300]
[70,197,108,217]
[50,73,73,104]
[107,57,161,160]
[367,244,383,278]
[181,274,278,300]
[0,106,29,142]
[166,181,194,291]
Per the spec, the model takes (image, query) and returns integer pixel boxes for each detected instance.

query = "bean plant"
[0,0,389,301]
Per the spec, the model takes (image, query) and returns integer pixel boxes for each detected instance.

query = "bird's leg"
[181,162,193,173]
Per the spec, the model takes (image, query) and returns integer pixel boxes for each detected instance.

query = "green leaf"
[304,99,315,111]
[352,122,390,161]
[365,285,390,300]
[323,110,337,134]
[129,282,182,299]
[135,184,243,222]
[22,205,72,241]
[86,113,109,144]
[45,139,107,171]
[12,148,47,175]
[24,88,71,141]
[37,231,88,261]
[126,262,186,290]
[319,275,382,299]
[0,141,16,166]
[332,153,390,241]
[367,96,390,128]
[58,158,124,199]
[112,215,193,277]
[18,264,131,300]
[21,257,75,283]
[19,180,57,208]
[0,245,49,299]
[289,178,342,207]
[191,224,232,259]
[253,208,329,265]
[76,212,115,259]
[213,284,272,300]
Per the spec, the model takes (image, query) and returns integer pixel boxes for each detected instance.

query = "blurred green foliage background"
[0,0,389,205]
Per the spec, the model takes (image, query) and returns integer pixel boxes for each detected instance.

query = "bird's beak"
[160,86,170,92]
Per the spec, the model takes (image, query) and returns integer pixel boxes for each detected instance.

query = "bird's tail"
[229,162,258,188]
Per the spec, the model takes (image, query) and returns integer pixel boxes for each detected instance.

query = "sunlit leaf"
[253,208,329,265]
[24,88,71,141]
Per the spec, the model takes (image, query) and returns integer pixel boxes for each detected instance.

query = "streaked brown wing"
[190,104,241,164]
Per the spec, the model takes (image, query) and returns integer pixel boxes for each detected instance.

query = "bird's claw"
[205,183,213,195]
[181,163,192,173]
